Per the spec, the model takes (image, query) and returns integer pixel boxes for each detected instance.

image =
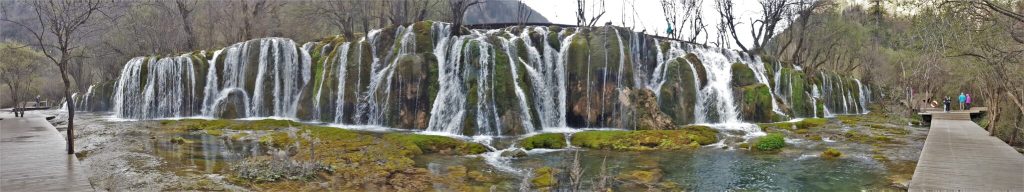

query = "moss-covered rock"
[684,53,708,88]
[731,63,758,87]
[659,58,698,125]
[738,84,773,123]
[519,133,566,150]
[383,134,488,155]
[570,125,718,150]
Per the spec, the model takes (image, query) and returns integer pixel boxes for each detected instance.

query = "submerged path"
[910,109,1024,191]
[0,113,93,191]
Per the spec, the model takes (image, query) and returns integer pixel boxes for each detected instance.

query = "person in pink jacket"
[965,93,972,110]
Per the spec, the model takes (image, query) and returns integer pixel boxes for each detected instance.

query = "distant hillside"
[464,0,549,25]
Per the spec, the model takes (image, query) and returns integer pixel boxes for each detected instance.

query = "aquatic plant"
[822,147,842,159]
[755,133,786,151]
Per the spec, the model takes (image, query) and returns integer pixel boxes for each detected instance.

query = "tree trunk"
[6,84,17,117]
[176,0,197,50]
[61,68,75,154]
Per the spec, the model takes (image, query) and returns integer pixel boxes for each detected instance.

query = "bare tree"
[175,0,198,50]
[717,0,791,53]
[576,0,606,28]
[1,0,108,154]
[515,0,534,28]
[448,0,482,36]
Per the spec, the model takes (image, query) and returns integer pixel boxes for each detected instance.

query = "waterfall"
[333,43,352,124]
[499,36,537,133]
[745,57,784,116]
[854,79,868,114]
[517,27,574,129]
[474,37,500,135]
[78,85,95,110]
[427,34,468,134]
[107,22,876,138]
[689,46,741,124]
[201,50,223,115]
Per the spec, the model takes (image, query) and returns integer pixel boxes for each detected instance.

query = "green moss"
[258,132,294,148]
[519,133,566,150]
[822,147,842,159]
[205,129,224,136]
[755,133,786,151]
[795,118,827,129]
[739,84,773,122]
[731,63,758,87]
[844,130,872,142]
[531,166,558,188]
[383,134,487,155]
[412,21,434,53]
[570,126,718,151]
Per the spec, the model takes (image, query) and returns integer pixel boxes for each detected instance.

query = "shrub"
[755,133,786,151]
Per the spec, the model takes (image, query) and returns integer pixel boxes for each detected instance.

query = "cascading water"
[108,22,871,140]
[689,46,741,124]
[857,79,871,113]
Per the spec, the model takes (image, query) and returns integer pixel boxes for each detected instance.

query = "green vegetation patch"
[531,166,558,188]
[570,125,718,151]
[755,133,786,151]
[519,133,566,150]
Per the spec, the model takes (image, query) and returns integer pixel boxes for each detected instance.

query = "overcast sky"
[520,0,866,49]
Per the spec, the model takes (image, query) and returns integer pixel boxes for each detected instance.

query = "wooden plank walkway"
[1,114,93,191]
[910,111,1024,191]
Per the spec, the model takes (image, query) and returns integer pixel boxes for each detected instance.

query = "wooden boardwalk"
[1,114,93,191]
[910,110,1024,191]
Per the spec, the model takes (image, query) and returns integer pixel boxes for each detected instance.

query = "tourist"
[966,93,972,110]
[958,92,966,111]
[944,96,951,112]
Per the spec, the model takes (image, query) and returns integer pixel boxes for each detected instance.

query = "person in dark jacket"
[943,96,951,112]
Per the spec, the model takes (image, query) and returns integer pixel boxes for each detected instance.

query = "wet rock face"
[384,53,437,129]
[659,58,697,125]
[565,27,636,128]
[214,90,248,119]
[737,84,774,123]
[636,89,674,130]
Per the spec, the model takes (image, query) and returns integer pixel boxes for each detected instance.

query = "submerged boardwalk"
[0,113,93,191]
[910,109,1024,191]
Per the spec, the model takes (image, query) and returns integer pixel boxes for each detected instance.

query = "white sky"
[521,0,869,50]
